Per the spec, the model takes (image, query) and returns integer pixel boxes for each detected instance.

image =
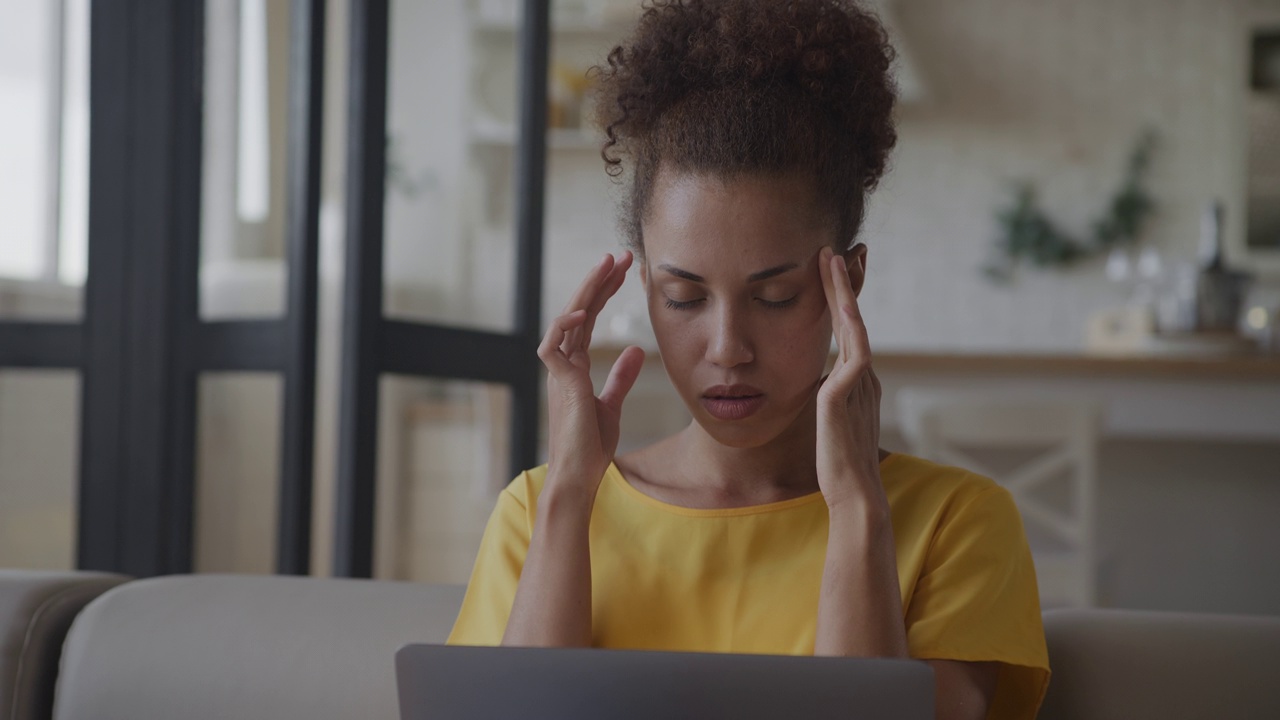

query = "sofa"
[2,569,1278,720]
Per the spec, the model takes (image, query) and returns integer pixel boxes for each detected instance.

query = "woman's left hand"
[815,245,887,514]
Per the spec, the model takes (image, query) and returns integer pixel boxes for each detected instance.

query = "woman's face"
[639,169,865,449]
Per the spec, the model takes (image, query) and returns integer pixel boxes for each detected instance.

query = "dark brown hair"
[591,0,899,254]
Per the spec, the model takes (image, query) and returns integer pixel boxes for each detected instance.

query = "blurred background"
[1,0,1279,615]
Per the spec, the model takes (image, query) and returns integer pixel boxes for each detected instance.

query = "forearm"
[502,481,596,647]
[814,501,909,658]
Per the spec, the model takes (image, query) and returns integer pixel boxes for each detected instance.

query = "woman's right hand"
[538,251,646,497]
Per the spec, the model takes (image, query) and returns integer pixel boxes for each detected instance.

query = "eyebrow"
[657,263,799,283]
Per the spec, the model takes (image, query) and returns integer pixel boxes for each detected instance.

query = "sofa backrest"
[54,574,465,720]
[0,571,128,720]
[1040,608,1280,720]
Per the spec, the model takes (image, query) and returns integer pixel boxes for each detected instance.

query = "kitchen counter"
[592,345,1280,382]
[588,345,1280,440]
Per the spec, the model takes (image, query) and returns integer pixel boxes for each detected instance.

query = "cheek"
[766,300,832,365]
[646,300,698,359]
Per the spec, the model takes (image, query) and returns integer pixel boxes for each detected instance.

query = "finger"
[563,253,615,315]
[828,253,850,367]
[562,254,617,352]
[831,254,871,370]
[582,251,633,348]
[599,345,646,411]
[818,246,839,327]
[539,310,588,374]
[817,247,846,371]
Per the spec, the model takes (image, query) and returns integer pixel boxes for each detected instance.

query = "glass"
[0,0,89,320]
[374,376,512,583]
[194,372,282,574]
[530,2,644,344]
[381,0,516,330]
[199,0,293,320]
[0,370,80,569]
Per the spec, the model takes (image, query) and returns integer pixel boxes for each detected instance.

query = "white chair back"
[897,389,1104,608]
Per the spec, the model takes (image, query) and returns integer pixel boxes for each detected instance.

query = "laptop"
[396,644,934,719]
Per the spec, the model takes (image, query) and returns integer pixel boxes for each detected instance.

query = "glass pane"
[374,376,512,583]
[0,0,88,320]
[0,370,80,569]
[382,0,513,330]
[194,372,282,574]
[199,0,292,320]
[539,2,643,342]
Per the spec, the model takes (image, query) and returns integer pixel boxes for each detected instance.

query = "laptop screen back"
[397,644,934,720]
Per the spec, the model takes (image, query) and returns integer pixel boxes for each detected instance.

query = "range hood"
[869,0,927,103]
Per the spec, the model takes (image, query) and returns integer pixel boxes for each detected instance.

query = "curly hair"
[590,0,898,254]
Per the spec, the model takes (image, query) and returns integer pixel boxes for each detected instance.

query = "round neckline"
[606,453,901,518]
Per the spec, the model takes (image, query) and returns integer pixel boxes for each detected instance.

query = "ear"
[842,243,868,297]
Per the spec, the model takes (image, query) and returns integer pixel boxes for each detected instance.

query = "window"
[0,0,88,287]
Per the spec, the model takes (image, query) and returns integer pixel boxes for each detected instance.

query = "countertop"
[589,345,1280,382]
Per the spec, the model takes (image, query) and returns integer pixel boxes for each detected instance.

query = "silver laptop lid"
[397,644,934,720]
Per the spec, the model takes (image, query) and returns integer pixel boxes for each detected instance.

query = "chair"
[896,389,1104,608]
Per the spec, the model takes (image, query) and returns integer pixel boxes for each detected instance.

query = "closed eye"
[757,296,799,309]
[664,297,705,310]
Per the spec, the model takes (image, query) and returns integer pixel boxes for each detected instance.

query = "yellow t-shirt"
[448,453,1050,720]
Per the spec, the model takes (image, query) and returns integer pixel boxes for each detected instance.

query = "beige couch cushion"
[54,574,464,720]
[0,570,128,720]
[1040,608,1280,720]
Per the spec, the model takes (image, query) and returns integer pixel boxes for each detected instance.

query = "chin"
[688,410,796,450]
[698,425,774,449]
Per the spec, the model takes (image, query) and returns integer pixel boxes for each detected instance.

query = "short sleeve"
[445,480,532,646]
[904,485,1051,720]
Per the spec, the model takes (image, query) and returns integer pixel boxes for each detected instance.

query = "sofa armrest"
[0,570,129,720]
[54,574,465,720]
[1040,608,1280,720]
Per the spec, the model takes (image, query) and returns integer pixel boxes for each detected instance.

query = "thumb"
[598,346,645,412]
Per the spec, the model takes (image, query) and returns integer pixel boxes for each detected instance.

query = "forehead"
[641,168,834,270]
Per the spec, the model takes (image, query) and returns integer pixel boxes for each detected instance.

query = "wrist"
[826,487,891,527]
[538,478,599,520]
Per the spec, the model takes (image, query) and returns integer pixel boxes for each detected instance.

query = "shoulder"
[883,452,1004,508]
[501,465,550,511]
[882,452,1022,540]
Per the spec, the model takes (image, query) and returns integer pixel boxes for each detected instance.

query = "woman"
[447,1,1050,718]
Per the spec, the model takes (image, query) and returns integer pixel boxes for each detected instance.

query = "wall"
[542,0,1276,352]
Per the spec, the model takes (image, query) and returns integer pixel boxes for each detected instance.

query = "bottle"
[1194,200,1251,333]
[1197,201,1225,272]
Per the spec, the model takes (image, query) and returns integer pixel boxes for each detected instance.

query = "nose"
[705,302,754,368]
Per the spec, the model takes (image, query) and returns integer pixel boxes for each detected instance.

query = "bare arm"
[816,506,998,719]
[928,660,999,720]
[813,246,908,659]
[813,503,909,658]
[814,247,998,718]
[501,252,643,647]
[502,483,596,646]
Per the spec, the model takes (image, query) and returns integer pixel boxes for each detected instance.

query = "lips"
[700,384,765,421]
